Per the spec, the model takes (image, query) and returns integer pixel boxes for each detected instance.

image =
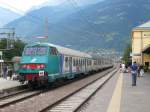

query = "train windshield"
[24,46,48,55]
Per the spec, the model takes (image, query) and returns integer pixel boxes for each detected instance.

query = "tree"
[0,38,26,60]
[123,41,132,65]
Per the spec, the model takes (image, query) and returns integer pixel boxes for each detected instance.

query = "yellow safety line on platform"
[106,72,123,112]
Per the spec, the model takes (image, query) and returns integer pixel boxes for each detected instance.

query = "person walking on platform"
[130,61,138,86]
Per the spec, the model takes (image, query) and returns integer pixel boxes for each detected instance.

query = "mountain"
[6,0,150,52]
[0,7,20,27]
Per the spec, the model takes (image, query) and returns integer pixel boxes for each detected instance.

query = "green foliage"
[0,38,26,61]
[123,41,132,64]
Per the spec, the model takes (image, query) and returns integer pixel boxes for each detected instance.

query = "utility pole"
[0,28,15,50]
[0,51,3,77]
[0,28,15,77]
[45,17,48,42]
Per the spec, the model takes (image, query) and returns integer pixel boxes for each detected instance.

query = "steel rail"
[40,68,117,112]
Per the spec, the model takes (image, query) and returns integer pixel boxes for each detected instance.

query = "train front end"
[19,44,49,87]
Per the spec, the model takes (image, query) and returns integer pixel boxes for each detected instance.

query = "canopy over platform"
[142,44,150,53]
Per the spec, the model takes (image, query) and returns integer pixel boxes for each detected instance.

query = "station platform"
[79,70,150,112]
[120,71,150,112]
[108,71,150,112]
[0,77,22,91]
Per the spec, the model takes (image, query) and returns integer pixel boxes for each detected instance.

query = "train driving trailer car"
[18,43,113,87]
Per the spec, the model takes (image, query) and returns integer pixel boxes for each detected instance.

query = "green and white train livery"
[19,43,113,86]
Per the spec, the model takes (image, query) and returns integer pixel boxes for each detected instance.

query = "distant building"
[132,21,150,68]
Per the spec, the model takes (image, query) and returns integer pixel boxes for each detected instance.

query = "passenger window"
[79,59,80,66]
[65,57,69,68]
[73,59,75,66]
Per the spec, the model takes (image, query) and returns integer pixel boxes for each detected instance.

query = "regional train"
[18,43,113,87]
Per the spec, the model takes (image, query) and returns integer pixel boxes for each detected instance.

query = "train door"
[69,57,72,74]
[85,59,87,72]
[59,54,64,75]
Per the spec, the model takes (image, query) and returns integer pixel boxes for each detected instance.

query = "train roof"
[27,43,92,58]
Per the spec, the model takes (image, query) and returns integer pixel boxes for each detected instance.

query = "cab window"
[50,47,58,55]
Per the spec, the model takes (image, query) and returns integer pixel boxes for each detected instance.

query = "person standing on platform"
[3,65,8,79]
[140,65,144,77]
[137,65,140,77]
[130,61,138,86]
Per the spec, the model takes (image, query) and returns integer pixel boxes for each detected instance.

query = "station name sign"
[132,53,141,56]
[143,32,150,38]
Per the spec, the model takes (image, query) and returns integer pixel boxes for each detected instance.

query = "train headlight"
[37,65,41,69]
[37,64,45,69]
[40,64,45,69]
[21,64,27,69]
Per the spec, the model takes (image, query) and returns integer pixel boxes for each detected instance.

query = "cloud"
[0,0,48,14]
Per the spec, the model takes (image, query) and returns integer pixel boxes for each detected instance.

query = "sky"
[0,0,50,14]
[0,0,103,15]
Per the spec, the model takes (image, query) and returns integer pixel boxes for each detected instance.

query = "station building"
[132,21,150,68]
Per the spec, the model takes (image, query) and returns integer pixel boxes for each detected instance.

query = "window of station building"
[50,47,57,55]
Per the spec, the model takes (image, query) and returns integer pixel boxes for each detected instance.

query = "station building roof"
[133,21,150,30]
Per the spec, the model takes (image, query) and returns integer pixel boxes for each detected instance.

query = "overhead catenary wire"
[1,1,101,38]
[0,1,73,36]
[0,1,51,26]
[67,0,101,37]
[0,1,120,50]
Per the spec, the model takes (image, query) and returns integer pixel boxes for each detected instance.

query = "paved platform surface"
[0,78,21,91]
[78,71,150,112]
[120,72,150,112]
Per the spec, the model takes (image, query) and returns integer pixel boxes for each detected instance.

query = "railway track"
[0,89,30,100]
[0,89,42,108]
[0,68,115,112]
[40,69,117,112]
[0,85,28,98]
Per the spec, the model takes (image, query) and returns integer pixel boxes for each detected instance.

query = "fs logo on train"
[39,71,44,76]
